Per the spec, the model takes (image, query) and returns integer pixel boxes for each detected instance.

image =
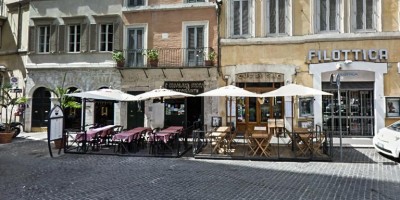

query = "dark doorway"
[64,87,81,129]
[186,97,203,129]
[127,91,145,129]
[94,100,114,126]
[31,87,51,127]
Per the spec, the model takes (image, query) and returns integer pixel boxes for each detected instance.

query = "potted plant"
[205,50,216,66]
[144,49,159,67]
[0,84,27,143]
[112,50,125,68]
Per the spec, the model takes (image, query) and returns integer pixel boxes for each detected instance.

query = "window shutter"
[113,21,121,50]
[50,25,57,53]
[81,23,88,52]
[89,24,97,52]
[285,0,291,35]
[28,26,36,53]
[58,25,65,53]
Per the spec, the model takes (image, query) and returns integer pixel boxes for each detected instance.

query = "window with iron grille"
[266,0,289,35]
[99,24,114,52]
[68,25,81,53]
[354,0,376,32]
[127,28,144,67]
[230,0,252,37]
[316,0,340,32]
[38,26,50,53]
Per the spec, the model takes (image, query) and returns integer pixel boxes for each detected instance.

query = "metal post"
[330,73,342,161]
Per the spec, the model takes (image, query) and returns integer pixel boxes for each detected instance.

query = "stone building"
[218,0,400,137]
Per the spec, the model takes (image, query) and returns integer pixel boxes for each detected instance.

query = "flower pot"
[205,60,214,66]
[53,137,65,149]
[116,60,125,68]
[149,60,158,67]
[0,132,13,144]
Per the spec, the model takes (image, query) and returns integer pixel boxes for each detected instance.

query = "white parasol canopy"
[260,83,332,97]
[196,85,260,97]
[135,88,194,101]
[66,88,137,101]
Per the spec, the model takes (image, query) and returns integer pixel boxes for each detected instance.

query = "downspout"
[216,1,223,77]
[17,2,22,50]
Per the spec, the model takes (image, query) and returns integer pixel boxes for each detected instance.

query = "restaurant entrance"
[236,81,284,134]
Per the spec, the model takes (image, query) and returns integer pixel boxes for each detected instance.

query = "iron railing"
[123,47,216,68]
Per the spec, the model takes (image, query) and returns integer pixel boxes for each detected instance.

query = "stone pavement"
[1,133,398,200]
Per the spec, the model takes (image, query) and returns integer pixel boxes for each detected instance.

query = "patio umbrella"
[197,85,260,126]
[135,88,194,101]
[196,85,260,98]
[66,88,137,101]
[260,83,332,151]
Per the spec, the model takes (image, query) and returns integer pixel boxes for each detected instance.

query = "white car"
[373,120,400,159]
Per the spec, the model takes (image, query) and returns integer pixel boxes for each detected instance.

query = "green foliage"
[47,73,81,111]
[112,50,125,62]
[207,50,217,61]
[144,49,159,61]
[0,83,28,132]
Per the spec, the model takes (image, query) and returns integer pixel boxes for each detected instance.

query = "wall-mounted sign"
[164,81,204,95]
[308,49,388,62]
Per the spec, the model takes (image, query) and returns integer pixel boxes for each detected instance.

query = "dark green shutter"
[28,26,36,53]
[58,25,65,53]
[113,21,120,50]
[81,23,88,52]
[89,24,97,51]
[50,25,57,53]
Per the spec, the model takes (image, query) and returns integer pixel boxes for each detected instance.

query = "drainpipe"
[216,0,223,78]
[17,2,22,50]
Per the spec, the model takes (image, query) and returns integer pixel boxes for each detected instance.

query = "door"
[187,26,204,66]
[127,28,144,67]
[127,98,144,129]
[31,87,51,127]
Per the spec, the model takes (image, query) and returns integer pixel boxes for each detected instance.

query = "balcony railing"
[123,47,216,68]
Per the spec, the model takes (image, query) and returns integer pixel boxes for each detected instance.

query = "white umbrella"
[66,88,137,101]
[197,85,260,97]
[260,83,332,97]
[135,88,194,101]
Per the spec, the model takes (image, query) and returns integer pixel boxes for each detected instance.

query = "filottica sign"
[308,49,388,62]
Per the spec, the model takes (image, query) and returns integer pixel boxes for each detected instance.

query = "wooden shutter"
[113,21,121,50]
[89,24,97,52]
[81,23,88,52]
[50,25,57,53]
[28,26,36,53]
[58,25,65,53]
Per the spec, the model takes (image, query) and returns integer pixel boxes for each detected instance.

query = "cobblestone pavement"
[1,137,399,200]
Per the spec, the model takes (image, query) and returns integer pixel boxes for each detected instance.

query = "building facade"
[219,0,400,137]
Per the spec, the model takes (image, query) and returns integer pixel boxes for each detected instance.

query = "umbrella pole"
[292,96,294,151]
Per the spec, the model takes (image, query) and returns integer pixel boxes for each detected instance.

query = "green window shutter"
[58,25,65,53]
[89,24,98,52]
[28,26,36,53]
[113,21,121,50]
[50,25,57,53]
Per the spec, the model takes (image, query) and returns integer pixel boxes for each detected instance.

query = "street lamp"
[330,73,343,161]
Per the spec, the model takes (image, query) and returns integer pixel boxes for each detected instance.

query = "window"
[99,24,113,52]
[316,0,339,32]
[187,0,205,2]
[38,26,50,53]
[299,97,314,117]
[266,0,289,35]
[127,0,144,7]
[68,25,81,53]
[127,28,144,67]
[353,0,376,31]
[230,0,252,37]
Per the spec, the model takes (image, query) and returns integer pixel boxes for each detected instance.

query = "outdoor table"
[151,126,184,153]
[74,125,116,151]
[297,132,314,155]
[251,133,272,157]
[113,127,150,153]
[208,126,230,154]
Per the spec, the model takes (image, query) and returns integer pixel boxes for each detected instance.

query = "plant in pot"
[0,84,27,144]
[205,50,216,66]
[47,73,81,149]
[144,49,159,67]
[112,50,125,68]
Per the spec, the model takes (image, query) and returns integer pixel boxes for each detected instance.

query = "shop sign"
[308,49,388,62]
[164,81,204,95]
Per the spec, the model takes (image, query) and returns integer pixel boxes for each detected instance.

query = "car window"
[388,121,400,132]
